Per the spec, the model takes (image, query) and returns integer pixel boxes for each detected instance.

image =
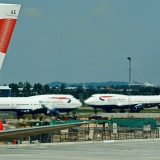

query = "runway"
[78,106,160,118]
[0,140,160,160]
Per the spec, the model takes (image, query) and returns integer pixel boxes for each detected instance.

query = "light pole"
[127,57,131,113]
[127,57,131,84]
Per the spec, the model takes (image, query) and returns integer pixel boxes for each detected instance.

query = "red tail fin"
[0,4,21,69]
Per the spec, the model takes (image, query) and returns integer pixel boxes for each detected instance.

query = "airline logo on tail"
[0,4,21,69]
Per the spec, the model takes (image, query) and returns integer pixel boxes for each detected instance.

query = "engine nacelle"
[47,109,60,116]
[22,110,30,113]
[132,104,144,112]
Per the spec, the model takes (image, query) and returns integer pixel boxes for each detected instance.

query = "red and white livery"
[0,3,21,69]
[85,94,160,112]
[0,94,82,116]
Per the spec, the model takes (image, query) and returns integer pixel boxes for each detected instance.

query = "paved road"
[0,140,160,160]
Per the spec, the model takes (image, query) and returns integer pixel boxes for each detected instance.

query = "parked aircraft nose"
[84,98,91,105]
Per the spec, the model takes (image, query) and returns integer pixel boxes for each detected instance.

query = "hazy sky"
[0,0,160,85]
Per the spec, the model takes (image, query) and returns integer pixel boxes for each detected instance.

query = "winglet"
[0,4,21,69]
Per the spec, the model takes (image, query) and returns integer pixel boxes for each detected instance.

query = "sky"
[0,0,160,86]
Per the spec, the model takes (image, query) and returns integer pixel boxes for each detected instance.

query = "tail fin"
[0,3,21,69]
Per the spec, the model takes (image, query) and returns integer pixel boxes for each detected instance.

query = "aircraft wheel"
[104,109,112,112]
[130,106,134,112]
[120,109,125,113]
[94,108,98,115]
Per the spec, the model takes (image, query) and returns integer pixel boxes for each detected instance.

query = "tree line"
[7,81,160,100]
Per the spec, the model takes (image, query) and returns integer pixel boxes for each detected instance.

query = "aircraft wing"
[0,122,88,141]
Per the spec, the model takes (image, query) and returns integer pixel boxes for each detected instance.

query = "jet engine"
[47,109,60,116]
[131,104,144,112]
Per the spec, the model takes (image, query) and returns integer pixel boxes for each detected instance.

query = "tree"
[36,83,43,95]
[26,82,32,96]
[23,81,32,97]
[18,82,24,88]
[9,83,19,97]
[60,83,66,93]
[153,87,160,95]
[32,83,43,95]
[44,84,51,94]
[32,83,38,95]
[75,86,83,99]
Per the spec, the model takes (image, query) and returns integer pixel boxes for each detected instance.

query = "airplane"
[0,94,82,116]
[84,94,160,113]
[0,3,21,69]
[0,120,88,141]
[0,4,82,116]
[0,3,87,142]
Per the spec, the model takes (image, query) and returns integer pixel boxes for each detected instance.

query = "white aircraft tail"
[0,3,21,69]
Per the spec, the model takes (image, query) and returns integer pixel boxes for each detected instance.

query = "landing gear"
[103,107,112,112]
[129,106,138,112]
[130,106,134,112]
[120,109,125,113]
[94,108,98,116]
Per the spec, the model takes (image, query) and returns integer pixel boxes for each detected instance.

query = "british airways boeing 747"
[0,94,82,115]
[85,94,160,112]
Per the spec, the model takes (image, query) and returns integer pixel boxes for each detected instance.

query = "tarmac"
[99,112,160,118]
[78,106,160,118]
[0,139,160,160]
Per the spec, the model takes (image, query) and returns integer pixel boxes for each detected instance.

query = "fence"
[28,126,159,143]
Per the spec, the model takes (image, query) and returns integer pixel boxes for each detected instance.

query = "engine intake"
[132,104,144,112]
[47,109,59,116]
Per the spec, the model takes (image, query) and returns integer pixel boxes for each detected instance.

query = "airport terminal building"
[0,86,11,97]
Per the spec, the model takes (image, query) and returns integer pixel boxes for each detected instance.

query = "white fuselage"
[85,94,160,111]
[0,94,82,112]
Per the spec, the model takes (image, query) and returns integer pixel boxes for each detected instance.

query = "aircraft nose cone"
[84,99,90,105]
